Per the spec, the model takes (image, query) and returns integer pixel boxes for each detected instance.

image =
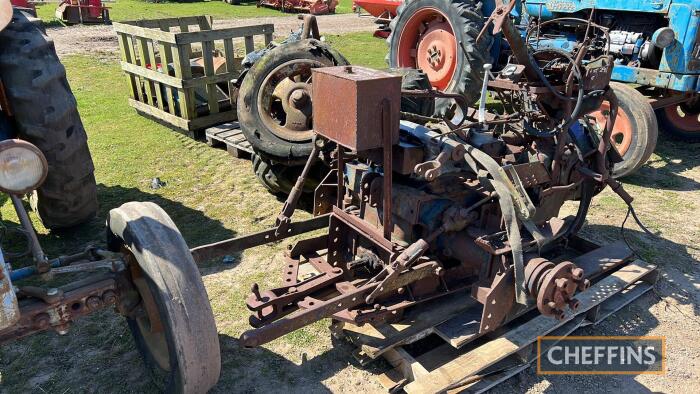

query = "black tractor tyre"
[108,202,221,394]
[602,82,658,178]
[0,9,98,229]
[238,39,349,165]
[252,153,322,196]
[387,0,492,117]
[390,68,435,117]
[656,101,700,142]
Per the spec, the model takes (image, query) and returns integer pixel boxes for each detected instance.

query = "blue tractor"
[388,0,700,177]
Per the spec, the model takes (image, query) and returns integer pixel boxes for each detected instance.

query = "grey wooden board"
[205,121,253,157]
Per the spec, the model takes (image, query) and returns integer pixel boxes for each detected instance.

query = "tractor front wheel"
[107,202,221,394]
[590,82,658,178]
[656,99,700,142]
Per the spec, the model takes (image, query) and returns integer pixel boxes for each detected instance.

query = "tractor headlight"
[0,140,48,194]
[652,27,676,49]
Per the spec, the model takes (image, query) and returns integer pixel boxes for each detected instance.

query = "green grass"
[325,32,388,69]
[36,0,355,23]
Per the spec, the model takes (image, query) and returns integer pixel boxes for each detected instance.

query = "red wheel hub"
[663,102,700,132]
[591,101,633,156]
[397,8,457,90]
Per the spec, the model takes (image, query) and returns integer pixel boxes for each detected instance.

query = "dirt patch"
[47,13,377,58]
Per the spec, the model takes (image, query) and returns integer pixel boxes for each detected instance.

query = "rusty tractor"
[0,3,219,392]
[186,1,656,388]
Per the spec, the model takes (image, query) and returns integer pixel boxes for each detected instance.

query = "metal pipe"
[9,195,47,270]
[381,99,393,241]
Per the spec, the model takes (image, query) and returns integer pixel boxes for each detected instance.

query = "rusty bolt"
[374,304,381,310]
[288,286,298,293]
[578,279,591,291]
[344,65,353,74]
[86,296,102,310]
[555,278,568,290]
[547,301,558,310]
[568,298,580,311]
[571,267,584,280]
[290,89,309,108]
[102,290,117,305]
[33,313,50,330]
[397,287,405,295]
[435,267,445,277]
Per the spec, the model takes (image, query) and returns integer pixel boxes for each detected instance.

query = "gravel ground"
[46,13,378,57]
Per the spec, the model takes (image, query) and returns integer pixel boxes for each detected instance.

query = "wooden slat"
[159,23,176,113]
[146,39,165,111]
[176,24,274,45]
[264,32,273,45]
[201,40,219,114]
[171,44,195,119]
[117,33,139,100]
[404,260,656,393]
[137,37,156,105]
[244,35,255,54]
[129,98,189,130]
[113,22,177,44]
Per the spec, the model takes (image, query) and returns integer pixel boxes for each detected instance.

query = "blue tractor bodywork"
[521,0,700,93]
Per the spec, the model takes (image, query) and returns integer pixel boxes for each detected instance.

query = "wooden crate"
[113,16,274,132]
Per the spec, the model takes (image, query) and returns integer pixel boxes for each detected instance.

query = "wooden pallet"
[205,121,253,159]
[333,242,659,393]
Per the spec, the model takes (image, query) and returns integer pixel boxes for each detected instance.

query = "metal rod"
[10,195,47,270]
[381,99,393,241]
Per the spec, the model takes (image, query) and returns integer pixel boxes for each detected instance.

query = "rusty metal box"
[312,66,401,151]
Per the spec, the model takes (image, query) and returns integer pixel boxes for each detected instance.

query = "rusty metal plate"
[312,66,401,151]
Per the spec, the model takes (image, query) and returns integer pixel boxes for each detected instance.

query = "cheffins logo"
[537,336,666,375]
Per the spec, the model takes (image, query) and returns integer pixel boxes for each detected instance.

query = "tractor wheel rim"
[664,101,700,132]
[126,253,171,372]
[397,8,457,90]
[591,101,633,156]
[257,60,317,142]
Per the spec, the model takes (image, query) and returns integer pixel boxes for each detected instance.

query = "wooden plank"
[125,35,142,101]
[159,24,177,113]
[137,37,156,106]
[189,109,237,130]
[571,240,633,278]
[453,315,587,394]
[244,35,255,54]
[434,306,482,348]
[129,98,190,130]
[146,39,165,111]
[176,24,274,45]
[404,261,656,393]
[586,276,656,325]
[171,44,195,120]
[201,40,219,114]
[223,38,236,107]
[113,22,177,44]
[116,33,139,100]
[383,347,430,382]
[339,290,478,360]
[264,32,274,45]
